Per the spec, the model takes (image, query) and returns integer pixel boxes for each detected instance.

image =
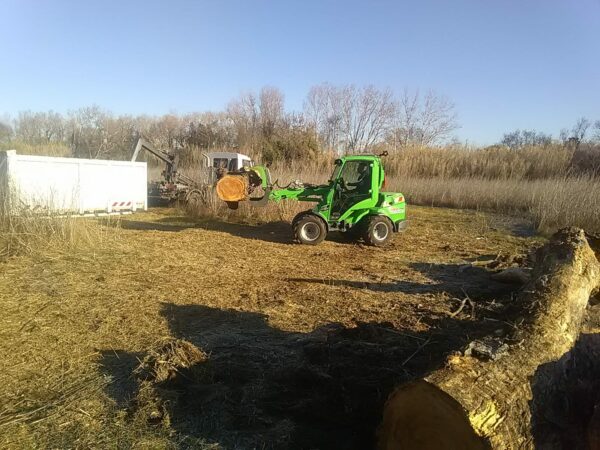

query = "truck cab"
[201,152,254,185]
[203,152,253,172]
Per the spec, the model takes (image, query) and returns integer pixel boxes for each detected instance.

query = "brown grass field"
[0,205,553,448]
[1,203,599,448]
[2,146,600,447]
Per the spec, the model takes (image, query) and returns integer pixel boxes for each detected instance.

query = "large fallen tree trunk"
[378,228,600,450]
[216,174,249,202]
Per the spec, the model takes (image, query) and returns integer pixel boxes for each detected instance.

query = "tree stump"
[378,228,600,450]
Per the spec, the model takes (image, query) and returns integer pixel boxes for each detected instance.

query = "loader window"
[329,160,343,183]
[331,160,373,216]
[340,161,372,193]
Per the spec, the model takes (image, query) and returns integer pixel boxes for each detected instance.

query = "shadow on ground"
[194,220,294,244]
[530,332,600,450]
[101,214,294,242]
[99,296,513,449]
[191,220,360,245]
[98,350,143,409]
[112,213,358,245]
[114,219,190,232]
[288,261,517,300]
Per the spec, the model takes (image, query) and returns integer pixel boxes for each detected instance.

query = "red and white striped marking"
[111,201,132,207]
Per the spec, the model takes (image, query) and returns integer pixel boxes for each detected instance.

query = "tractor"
[216,152,407,246]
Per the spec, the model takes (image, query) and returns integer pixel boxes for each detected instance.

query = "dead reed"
[392,175,600,233]
[0,199,120,259]
[186,153,600,234]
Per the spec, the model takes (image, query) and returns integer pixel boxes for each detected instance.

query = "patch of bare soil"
[0,206,550,448]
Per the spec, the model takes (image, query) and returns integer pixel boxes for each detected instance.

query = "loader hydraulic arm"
[268,185,328,203]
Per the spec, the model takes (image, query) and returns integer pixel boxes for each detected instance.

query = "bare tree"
[304,83,342,149]
[226,87,286,153]
[0,121,12,142]
[572,117,591,142]
[68,106,116,159]
[184,112,237,149]
[304,83,397,152]
[227,91,260,151]
[593,120,600,143]
[259,86,284,139]
[501,129,552,149]
[560,117,592,149]
[146,114,185,150]
[342,85,397,152]
[14,110,65,144]
[392,89,459,147]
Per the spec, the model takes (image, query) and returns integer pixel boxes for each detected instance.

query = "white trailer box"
[0,150,147,215]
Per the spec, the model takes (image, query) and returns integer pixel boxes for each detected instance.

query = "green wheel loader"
[216,152,407,246]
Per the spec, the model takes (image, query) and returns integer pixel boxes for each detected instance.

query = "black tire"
[292,212,327,245]
[362,215,393,247]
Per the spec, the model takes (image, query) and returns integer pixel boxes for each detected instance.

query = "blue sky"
[1,0,599,144]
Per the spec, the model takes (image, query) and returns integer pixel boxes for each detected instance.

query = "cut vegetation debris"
[0,206,598,449]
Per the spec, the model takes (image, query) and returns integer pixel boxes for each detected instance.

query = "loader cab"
[329,156,381,219]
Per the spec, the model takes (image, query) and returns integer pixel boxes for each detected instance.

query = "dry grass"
[0,206,543,449]
[183,159,332,223]
[383,144,580,180]
[1,141,598,448]
[185,190,309,226]
[0,190,121,259]
[10,140,599,233]
[393,176,600,234]
[184,159,600,234]
[0,210,120,260]
[0,140,71,157]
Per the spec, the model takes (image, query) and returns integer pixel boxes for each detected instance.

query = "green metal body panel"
[255,154,407,232]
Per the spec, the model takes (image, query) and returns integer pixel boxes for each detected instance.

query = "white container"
[0,150,147,215]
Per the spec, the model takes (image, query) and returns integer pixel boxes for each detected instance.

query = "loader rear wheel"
[363,215,393,247]
[293,213,327,245]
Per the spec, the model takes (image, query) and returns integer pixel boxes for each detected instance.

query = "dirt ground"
[3,205,590,449]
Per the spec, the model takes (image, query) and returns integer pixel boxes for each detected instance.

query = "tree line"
[500,117,600,150]
[0,84,460,163]
[1,84,598,165]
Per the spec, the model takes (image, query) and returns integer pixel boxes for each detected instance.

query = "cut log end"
[378,228,600,449]
[216,175,248,202]
[378,381,487,450]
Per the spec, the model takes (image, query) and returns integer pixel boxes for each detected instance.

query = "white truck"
[0,150,147,215]
[131,138,254,205]
[205,151,254,173]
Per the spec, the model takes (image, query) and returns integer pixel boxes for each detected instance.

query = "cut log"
[216,174,249,202]
[378,228,600,450]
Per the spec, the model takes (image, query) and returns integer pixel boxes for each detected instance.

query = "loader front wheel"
[293,213,327,245]
[363,215,393,247]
